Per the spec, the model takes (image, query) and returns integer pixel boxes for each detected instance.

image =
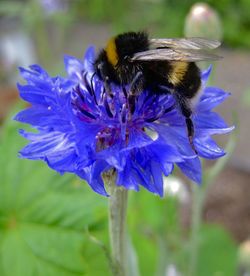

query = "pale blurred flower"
[0,29,36,84]
[163,176,189,203]
[165,264,181,276]
[39,0,68,15]
[238,240,250,275]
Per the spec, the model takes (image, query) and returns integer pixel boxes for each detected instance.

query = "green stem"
[188,126,237,276]
[108,176,128,276]
[188,184,204,276]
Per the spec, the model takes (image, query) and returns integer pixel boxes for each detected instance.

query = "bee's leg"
[130,71,144,95]
[97,63,113,98]
[174,93,197,154]
[128,71,144,113]
[186,117,197,154]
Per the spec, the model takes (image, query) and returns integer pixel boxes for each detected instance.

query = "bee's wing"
[150,37,221,50]
[131,48,222,62]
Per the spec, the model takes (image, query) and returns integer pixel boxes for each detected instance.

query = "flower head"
[15,47,233,196]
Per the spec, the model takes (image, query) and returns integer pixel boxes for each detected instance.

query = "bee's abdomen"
[169,62,201,99]
[168,62,188,86]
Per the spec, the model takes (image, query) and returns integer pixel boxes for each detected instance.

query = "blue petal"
[77,161,109,196]
[96,144,127,171]
[116,159,140,191]
[197,87,230,112]
[201,65,212,85]
[64,55,84,81]
[83,46,96,72]
[45,148,77,173]
[17,83,55,105]
[159,109,184,127]
[161,162,174,176]
[29,64,50,77]
[19,130,73,160]
[151,124,196,157]
[150,160,164,196]
[117,151,157,194]
[197,126,234,136]
[147,141,184,163]
[14,107,64,127]
[195,137,226,159]
[74,123,103,155]
[19,65,49,82]
[195,112,229,130]
[124,129,154,151]
[177,157,202,184]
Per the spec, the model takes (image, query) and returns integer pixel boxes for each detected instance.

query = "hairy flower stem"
[108,174,128,276]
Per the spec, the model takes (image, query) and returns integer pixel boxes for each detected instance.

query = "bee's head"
[94,49,119,83]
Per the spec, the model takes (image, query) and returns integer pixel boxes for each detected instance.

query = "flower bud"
[184,3,223,41]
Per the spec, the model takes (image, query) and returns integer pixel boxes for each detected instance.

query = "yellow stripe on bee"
[168,62,188,85]
[105,37,118,67]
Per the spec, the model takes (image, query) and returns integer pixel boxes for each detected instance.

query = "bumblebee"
[94,31,221,152]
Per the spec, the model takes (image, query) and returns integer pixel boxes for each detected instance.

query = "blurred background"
[0,0,250,275]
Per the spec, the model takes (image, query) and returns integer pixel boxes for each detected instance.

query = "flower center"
[72,72,176,154]
[95,127,117,151]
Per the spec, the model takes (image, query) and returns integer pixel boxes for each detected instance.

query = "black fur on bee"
[94,31,221,152]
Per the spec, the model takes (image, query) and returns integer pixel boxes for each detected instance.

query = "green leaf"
[0,116,109,276]
[1,228,84,276]
[197,224,237,276]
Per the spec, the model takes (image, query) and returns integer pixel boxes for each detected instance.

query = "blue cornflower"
[14,47,233,196]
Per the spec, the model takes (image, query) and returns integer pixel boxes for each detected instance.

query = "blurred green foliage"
[74,0,250,48]
[0,0,250,76]
[128,189,238,276]
[242,87,250,107]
